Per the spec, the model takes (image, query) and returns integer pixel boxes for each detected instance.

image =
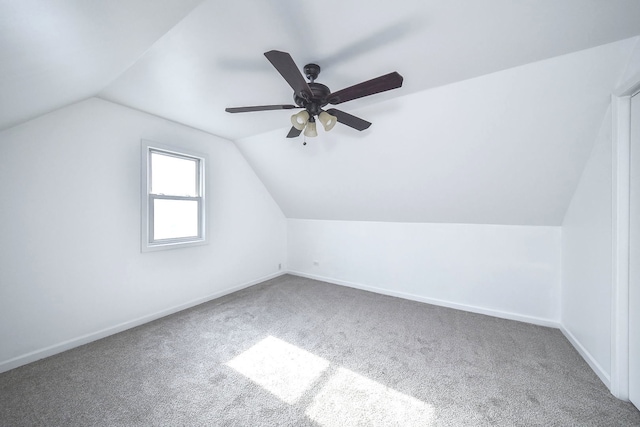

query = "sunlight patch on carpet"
[225,335,329,404]
[306,367,435,426]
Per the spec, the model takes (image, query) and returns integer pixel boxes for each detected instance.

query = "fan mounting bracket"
[304,63,321,82]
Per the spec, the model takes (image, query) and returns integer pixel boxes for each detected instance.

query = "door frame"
[611,72,640,400]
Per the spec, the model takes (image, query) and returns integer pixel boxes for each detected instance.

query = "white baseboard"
[289,271,613,391]
[10,269,608,393]
[288,270,561,328]
[560,325,611,388]
[0,271,285,374]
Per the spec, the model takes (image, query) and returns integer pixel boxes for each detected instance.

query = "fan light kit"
[226,50,404,141]
[291,110,336,136]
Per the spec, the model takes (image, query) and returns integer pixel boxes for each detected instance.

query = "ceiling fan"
[225,50,404,139]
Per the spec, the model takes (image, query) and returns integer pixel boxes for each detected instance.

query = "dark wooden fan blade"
[286,126,302,138]
[264,50,312,100]
[326,108,371,131]
[328,72,403,105]
[225,105,297,113]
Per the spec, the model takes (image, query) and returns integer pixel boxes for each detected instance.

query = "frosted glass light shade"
[318,111,337,131]
[304,121,317,137]
[291,110,310,130]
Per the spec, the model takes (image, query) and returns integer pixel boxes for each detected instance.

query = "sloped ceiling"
[0,0,203,130]
[2,1,640,225]
[97,0,640,140]
[236,38,637,225]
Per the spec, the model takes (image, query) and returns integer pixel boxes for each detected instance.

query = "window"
[141,141,207,251]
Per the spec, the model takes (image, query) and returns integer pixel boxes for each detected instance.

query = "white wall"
[618,37,640,87]
[0,98,287,371]
[560,108,613,386]
[288,219,561,325]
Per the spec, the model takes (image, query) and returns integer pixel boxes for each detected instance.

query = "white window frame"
[141,140,207,252]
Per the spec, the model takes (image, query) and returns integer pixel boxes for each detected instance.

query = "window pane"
[153,199,199,240]
[151,151,197,196]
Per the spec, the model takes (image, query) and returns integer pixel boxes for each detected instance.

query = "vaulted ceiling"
[236,39,637,225]
[2,0,640,225]
[0,0,202,130]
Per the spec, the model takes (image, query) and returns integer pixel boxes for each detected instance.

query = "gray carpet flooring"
[1,274,639,426]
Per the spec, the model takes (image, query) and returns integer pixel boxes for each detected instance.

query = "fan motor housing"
[294,82,331,114]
